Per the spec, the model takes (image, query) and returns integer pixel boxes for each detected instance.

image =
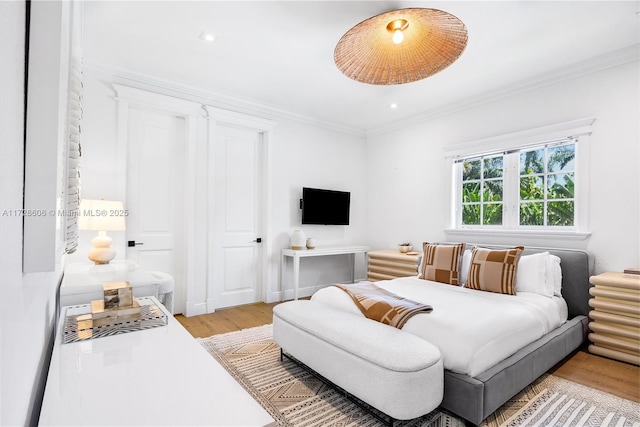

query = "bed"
[309,244,593,425]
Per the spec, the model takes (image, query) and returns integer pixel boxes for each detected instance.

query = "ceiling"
[83,1,640,135]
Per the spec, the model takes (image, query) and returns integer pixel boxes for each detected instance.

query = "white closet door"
[210,124,263,308]
[126,107,186,313]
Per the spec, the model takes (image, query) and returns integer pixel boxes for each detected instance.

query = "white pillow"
[547,254,563,296]
[516,252,553,297]
[459,249,472,285]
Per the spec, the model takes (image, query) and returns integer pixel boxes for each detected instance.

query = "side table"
[61,260,175,313]
[588,271,640,365]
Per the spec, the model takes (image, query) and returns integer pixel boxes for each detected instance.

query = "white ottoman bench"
[273,300,443,422]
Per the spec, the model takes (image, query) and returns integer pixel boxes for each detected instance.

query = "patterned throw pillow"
[466,246,525,295]
[418,242,466,285]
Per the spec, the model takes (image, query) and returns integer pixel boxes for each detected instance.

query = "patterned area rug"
[199,324,640,427]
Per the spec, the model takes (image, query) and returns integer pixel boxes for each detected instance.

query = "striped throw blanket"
[335,282,433,328]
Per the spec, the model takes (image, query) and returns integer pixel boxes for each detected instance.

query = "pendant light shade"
[334,8,468,85]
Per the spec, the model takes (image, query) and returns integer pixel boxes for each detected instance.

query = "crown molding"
[366,44,640,138]
[83,59,367,138]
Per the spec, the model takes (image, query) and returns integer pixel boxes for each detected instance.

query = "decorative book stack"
[88,282,141,327]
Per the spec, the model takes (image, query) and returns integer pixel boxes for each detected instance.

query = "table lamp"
[79,199,126,264]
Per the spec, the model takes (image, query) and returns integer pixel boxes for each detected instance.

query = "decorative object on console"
[290,229,306,250]
[334,8,468,85]
[305,237,316,250]
[78,198,126,264]
[397,242,413,253]
[91,282,139,326]
[102,281,134,309]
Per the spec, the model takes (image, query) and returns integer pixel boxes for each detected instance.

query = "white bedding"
[311,276,568,377]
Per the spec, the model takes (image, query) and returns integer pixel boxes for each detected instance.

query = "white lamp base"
[88,231,116,265]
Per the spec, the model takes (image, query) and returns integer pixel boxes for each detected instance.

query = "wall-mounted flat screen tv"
[301,187,350,225]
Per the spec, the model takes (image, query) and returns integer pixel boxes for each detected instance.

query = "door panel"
[211,125,263,308]
[223,247,257,292]
[127,107,185,313]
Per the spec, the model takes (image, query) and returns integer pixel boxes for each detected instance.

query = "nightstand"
[588,271,640,365]
[367,249,422,281]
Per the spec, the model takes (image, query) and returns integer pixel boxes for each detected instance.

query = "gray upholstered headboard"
[526,247,593,318]
[466,244,594,319]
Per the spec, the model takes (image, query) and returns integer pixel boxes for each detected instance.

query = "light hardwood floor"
[176,301,640,403]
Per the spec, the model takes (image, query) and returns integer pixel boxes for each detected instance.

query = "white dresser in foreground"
[39,297,275,427]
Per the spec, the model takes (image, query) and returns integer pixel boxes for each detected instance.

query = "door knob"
[253,238,262,243]
[127,240,144,247]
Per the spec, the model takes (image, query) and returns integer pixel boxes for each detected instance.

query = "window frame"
[444,118,594,241]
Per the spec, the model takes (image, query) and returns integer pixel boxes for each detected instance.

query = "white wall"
[366,60,640,274]
[0,2,65,425]
[270,117,368,299]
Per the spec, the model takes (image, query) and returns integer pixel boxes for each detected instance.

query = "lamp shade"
[78,199,126,231]
[334,8,468,85]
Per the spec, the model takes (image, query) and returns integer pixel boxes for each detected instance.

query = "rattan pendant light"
[334,8,468,85]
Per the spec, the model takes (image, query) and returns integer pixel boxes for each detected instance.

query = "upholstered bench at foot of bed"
[273,299,444,421]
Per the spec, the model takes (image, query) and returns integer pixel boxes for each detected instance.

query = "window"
[455,139,577,229]
[446,118,593,238]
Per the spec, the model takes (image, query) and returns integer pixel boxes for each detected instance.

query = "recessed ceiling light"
[199,31,216,43]
[390,103,398,109]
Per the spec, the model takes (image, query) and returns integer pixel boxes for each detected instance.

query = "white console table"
[281,245,369,300]
[39,297,275,427]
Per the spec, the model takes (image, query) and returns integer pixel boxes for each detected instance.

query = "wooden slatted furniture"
[367,249,421,281]
[588,271,640,365]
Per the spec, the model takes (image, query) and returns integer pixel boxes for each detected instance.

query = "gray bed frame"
[441,245,593,425]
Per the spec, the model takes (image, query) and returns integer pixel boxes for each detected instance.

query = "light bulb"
[392,29,404,44]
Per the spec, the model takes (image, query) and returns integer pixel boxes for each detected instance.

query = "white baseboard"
[265,292,282,304]
[206,298,217,314]
[281,284,328,301]
[185,301,208,317]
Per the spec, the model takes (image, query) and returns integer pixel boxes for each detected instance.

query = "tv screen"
[301,187,350,225]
